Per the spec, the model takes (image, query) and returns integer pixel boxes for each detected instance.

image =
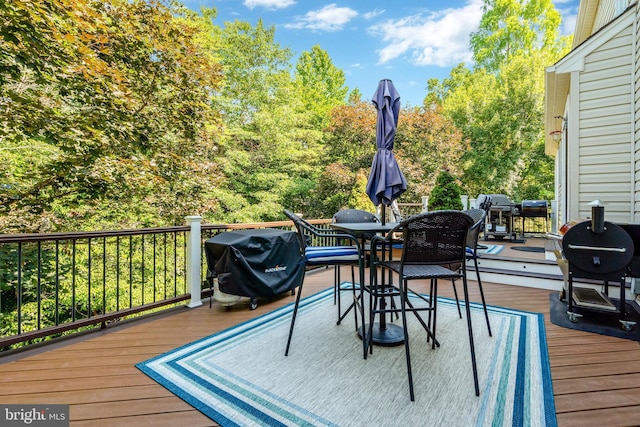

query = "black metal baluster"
[102,237,107,318]
[174,232,178,295]
[87,238,92,318]
[17,242,22,335]
[129,235,133,309]
[55,241,60,325]
[37,241,42,330]
[163,233,168,299]
[182,231,187,293]
[116,236,120,312]
[72,241,76,322]
[153,233,157,303]
[141,234,145,305]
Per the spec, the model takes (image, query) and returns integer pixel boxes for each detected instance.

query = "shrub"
[428,170,463,211]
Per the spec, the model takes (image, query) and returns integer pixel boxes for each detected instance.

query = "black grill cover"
[205,229,304,298]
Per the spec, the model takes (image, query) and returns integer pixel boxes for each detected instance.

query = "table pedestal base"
[358,322,404,346]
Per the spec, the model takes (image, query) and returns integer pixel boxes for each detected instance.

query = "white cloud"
[244,0,296,10]
[368,0,483,67]
[285,4,358,31]
[363,9,385,20]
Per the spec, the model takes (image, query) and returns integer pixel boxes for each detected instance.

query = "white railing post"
[185,215,203,308]
[460,195,468,210]
[470,198,477,209]
[422,196,429,212]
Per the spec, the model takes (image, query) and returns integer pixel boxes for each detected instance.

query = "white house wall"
[595,0,617,30]
[635,1,640,223]
[577,24,634,222]
[594,0,633,30]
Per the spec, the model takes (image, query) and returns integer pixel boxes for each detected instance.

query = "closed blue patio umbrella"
[365,79,407,224]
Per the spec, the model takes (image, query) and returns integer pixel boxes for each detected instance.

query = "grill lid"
[521,200,548,218]
[562,221,634,276]
[488,194,515,207]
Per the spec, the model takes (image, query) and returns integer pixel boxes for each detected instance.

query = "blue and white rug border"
[137,287,557,427]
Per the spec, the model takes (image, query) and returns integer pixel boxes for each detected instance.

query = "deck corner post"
[185,215,203,308]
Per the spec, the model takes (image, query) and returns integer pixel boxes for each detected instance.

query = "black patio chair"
[475,194,492,249]
[461,209,492,336]
[369,210,479,401]
[283,210,366,358]
[443,208,492,337]
[332,209,379,324]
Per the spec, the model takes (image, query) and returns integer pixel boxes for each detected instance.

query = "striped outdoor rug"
[477,244,504,255]
[137,288,556,426]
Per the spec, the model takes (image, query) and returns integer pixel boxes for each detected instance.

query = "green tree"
[470,0,565,72]
[209,20,323,223]
[316,100,467,217]
[430,0,571,200]
[212,19,293,128]
[294,45,349,129]
[0,0,223,231]
[428,171,463,211]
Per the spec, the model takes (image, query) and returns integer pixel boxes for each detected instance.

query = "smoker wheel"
[620,320,636,331]
[567,311,583,323]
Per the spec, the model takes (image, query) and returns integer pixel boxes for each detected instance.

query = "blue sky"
[182,0,580,107]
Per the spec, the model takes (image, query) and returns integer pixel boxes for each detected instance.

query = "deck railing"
[0,217,335,352]
[6,199,532,352]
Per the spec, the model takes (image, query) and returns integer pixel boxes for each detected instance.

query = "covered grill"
[205,229,304,310]
[561,202,635,329]
[484,194,518,240]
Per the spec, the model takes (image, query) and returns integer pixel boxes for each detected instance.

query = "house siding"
[594,0,617,31]
[578,25,634,221]
[634,2,640,223]
[595,0,634,32]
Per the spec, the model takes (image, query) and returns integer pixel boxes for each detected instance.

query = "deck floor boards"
[2,238,640,426]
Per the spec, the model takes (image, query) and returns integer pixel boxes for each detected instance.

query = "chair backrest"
[332,209,379,224]
[284,209,316,250]
[476,194,492,212]
[398,210,473,265]
[462,208,486,249]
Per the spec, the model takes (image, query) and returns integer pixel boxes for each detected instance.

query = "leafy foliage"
[0,0,569,228]
[294,45,349,129]
[315,100,467,216]
[0,0,223,231]
[428,171,464,211]
[0,0,576,347]
[428,0,571,202]
[207,20,325,223]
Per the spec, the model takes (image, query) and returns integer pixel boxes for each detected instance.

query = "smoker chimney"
[589,199,605,234]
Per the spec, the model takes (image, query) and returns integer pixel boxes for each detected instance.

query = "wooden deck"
[2,237,640,426]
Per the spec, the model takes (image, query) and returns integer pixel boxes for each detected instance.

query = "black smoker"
[520,200,548,234]
[561,201,635,329]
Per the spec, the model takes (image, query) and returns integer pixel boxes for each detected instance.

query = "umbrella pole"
[381,204,386,225]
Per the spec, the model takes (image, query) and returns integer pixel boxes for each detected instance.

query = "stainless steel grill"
[484,194,517,241]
